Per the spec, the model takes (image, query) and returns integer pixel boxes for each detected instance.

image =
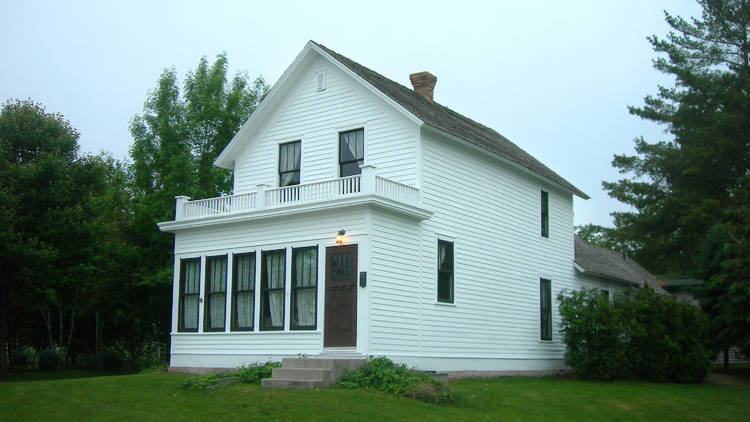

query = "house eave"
[158,194,432,232]
[573,262,641,286]
[424,124,589,200]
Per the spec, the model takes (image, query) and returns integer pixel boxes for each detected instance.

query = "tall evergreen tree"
[603,0,750,355]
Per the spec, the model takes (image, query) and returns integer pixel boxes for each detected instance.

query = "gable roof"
[312,41,589,199]
[574,235,667,294]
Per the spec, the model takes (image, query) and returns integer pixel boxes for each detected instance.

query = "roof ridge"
[311,40,588,199]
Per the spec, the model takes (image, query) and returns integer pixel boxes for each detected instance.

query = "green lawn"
[1,371,748,421]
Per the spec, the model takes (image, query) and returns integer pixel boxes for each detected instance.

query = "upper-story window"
[541,190,549,238]
[437,239,454,303]
[279,141,301,186]
[339,128,364,177]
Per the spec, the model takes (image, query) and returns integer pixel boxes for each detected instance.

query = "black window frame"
[541,190,549,238]
[260,249,286,331]
[437,239,454,304]
[338,128,365,177]
[278,140,301,187]
[178,257,201,333]
[291,246,319,330]
[231,252,256,332]
[203,254,228,332]
[540,278,552,341]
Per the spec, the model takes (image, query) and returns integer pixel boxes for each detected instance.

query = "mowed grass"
[1,371,748,422]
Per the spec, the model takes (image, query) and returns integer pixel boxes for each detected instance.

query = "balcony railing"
[173,165,421,221]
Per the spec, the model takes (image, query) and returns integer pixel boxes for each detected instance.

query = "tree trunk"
[62,308,75,365]
[0,258,9,380]
[58,302,63,349]
[42,307,54,349]
[724,347,730,370]
[95,312,102,371]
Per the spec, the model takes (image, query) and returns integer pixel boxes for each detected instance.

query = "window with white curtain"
[204,255,227,332]
[232,252,255,331]
[291,246,318,330]
[261,249,286,331]
[437,240,454,303]
[278,141,301,187]
[179,258,201,332]
[339,128,364,177]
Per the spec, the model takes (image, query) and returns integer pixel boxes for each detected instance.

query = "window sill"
[434,301,456,307]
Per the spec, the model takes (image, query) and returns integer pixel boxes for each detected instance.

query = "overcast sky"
[1,0,701,226]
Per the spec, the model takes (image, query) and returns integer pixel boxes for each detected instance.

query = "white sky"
[0,0,701,226]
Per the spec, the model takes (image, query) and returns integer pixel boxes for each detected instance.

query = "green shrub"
[180,361,281,390]
[11,346,36,370]
[557,286,710,382]
[336,356,455,404]
[101,350,124,372]
[37,348,62,372]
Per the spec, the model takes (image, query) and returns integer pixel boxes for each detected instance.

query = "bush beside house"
[557,287,710,382]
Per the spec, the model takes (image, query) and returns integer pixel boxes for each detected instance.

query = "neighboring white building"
[158,41,651,372]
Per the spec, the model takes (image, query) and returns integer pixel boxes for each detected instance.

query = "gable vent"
[316,71,326,91]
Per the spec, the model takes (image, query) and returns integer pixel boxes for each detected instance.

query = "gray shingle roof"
[312,41,589,199]
[574,235,667,294]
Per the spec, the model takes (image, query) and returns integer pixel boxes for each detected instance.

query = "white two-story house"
[158,41,652,372]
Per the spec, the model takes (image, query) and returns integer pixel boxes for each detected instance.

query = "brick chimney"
[409,71,437,103]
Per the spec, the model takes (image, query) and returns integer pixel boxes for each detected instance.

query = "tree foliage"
[557,287,710,382]
[0,100,108,378]
[601,0,750,355]
[0,52,268,378]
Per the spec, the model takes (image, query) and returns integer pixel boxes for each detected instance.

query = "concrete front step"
[261,378,327,389]
[262,357,365,389]
[271,367,334,382]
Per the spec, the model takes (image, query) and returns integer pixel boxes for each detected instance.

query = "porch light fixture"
[335,230,346,244]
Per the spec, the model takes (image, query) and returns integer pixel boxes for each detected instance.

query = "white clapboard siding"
[174,208,365,255]
[232,55,419,195]
[367,208,423,355]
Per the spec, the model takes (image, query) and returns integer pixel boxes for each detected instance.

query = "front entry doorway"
[323,244,358,347]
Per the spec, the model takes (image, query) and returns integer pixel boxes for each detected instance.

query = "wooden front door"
[324,244,358,347]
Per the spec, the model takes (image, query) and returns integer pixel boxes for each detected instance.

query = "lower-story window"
[261,249,286,330]
[540,278,552,340]
[232,252,255,331]
[204,255,227,332]
[291,246,318,330]
[179,258,201,332]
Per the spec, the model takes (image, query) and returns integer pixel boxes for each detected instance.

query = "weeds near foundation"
[180,361,281,390]
[335,356,456,404]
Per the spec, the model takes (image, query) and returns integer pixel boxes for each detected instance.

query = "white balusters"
[174,173,420,221]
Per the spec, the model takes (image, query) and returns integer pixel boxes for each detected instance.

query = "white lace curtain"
[294,248,317,327]
[266,252,285,327]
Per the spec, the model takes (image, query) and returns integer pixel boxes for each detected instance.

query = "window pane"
[292,247,317,329]
[184,260,200,294]
[280,171,300,187]
[437,241,454,303]
[294,248,317,287]
[234,253,255,291]
[340,161,362,177]
[339,129,364,166]
[293,288,316,327]
[540,279,552,340]
[279,141,301,172]
[209,293,225,329]
[541,191,549,237]
[235,291,254,328]
[267,290,284,327]
[183,295,198,330]
[261,250,286,330]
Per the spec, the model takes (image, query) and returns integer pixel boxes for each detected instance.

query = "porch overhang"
[158,194,432,233]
